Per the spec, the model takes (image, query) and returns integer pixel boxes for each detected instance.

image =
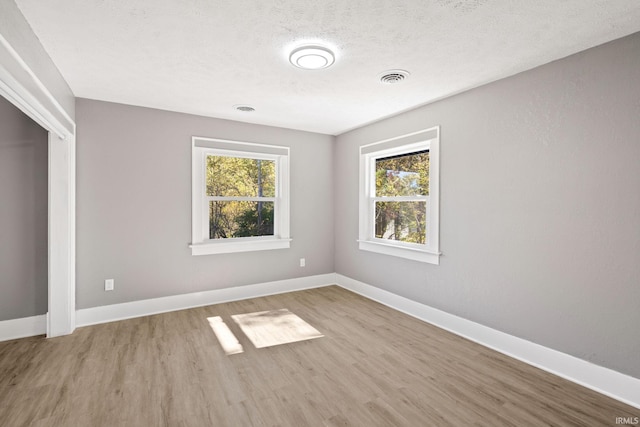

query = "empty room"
[1,1,639,425]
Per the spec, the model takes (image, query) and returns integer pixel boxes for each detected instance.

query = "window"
[358,127,440,264]
[190,137,290,255]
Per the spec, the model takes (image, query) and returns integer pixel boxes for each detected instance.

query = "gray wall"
[0,96,48,321]
[334,32,640,379]
[75,99,334,309]
[68,30,640,380]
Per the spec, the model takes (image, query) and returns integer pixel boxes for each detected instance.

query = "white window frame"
[190,137,291,255]
[358,126,440,264]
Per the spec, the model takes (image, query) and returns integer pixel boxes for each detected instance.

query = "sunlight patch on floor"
[231,308,324,349]
[207,316,244,355]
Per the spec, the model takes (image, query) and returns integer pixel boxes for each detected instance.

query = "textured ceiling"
[15,0,640,135]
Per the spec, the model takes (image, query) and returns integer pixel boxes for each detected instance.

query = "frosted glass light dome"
[289,46,335,70]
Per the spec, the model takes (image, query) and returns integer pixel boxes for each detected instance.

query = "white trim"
[360,127,439,153]
[76,273,336,327]
[0,33,76,338]
[190,238,291,255]
[191,140,291,255]
[6,272,638,409]
[0,70,66,139]
[193,136,289,155]
[47,132,76,337]
[335,274,640,410]
[359,127,440,264]
[357,239,440,264]
[0,315,47,342]
[0,34,74,137]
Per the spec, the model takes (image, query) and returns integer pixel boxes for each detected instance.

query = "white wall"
[75,99,334,309]
[334,32,640,379]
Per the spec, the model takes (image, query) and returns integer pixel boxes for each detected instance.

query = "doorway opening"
[0,36,77,338]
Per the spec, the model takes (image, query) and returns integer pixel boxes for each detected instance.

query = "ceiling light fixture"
[289,45,335,70]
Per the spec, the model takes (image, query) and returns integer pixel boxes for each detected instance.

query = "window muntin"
[359,127,440,264]
[191,138,290,255]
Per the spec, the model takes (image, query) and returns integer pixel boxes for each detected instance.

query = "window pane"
[206,156,275,197]
[375,201,426,244]
[375,151,429,197]
[209,201,274,239]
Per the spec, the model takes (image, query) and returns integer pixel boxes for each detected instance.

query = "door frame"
[0,34,76,337]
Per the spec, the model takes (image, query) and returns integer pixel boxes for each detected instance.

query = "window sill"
[358,240,440,265]
[190,237,291,256]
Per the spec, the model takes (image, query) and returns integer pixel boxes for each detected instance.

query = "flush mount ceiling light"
[289,45,335,70]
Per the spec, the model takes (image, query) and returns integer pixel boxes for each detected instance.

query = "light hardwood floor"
[0,286,637,426]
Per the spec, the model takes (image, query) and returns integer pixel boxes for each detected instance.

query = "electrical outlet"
[105,279,114,291]
[299,258,306,267]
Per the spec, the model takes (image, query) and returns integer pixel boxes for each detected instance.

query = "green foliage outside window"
[375,151,429,244]
[206,156,275,239]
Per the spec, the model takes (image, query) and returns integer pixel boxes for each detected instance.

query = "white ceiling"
[15,0,640,135]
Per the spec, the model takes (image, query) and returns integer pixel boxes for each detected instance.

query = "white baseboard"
[335,273,640,410]
[76,273,336,327]
[0,314,46,342]
[5,273,638,409]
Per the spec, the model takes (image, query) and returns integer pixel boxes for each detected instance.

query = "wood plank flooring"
[0,286,637,426]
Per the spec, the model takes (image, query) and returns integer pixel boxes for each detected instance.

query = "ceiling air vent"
[379,69,410,84]
[234,105,255,112]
